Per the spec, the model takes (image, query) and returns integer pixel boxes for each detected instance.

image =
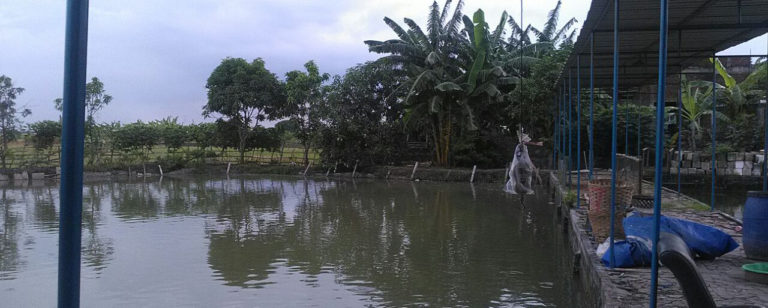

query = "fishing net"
[505,128,536,195]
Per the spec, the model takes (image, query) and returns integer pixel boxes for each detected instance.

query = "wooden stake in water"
[351,160,358,178]
[143,164,146,177]
[226,162,231,175]
[325,168,330,177]
[410,162,419,181]
[386,167,391,179]
[334,161,338,173]
[470,165,477,183]
[158,165,163,177]
[303,161,312,176]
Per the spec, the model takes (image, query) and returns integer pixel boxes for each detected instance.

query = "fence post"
[410,162,419,181]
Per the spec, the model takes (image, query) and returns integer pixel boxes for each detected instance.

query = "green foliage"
[192,122,217,150]
[592,104,655,159]
[29,120,61,150]
[112,121,161,155]
[283,60,329,165]
[151,117,189,152]
[366,0,576,167]
[0,75,31,169]
[204,57,285,163]
[316,62,409,166]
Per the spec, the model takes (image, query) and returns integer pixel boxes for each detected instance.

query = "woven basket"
[587,179,633,242]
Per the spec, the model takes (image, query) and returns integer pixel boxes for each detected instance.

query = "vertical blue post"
[649,0,669,305]
[764,35,768,191]
[569,70,573,188]
[589,32,595,179]
[577,56,582,208]
[608,0,620,268]
[677,76,683,195]
[59,0,89,307]
[711,54,717,211]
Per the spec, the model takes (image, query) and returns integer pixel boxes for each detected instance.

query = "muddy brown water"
[0,176,582,307]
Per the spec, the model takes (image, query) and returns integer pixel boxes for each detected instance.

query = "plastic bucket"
[742,263,768,285]
[744,191,768,261]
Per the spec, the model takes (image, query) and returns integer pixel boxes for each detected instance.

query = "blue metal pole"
[711,54,717,211]
[677,76,683,195]
[569,70,573,188]
[59,0,89,307]
[764,35,768,191]
[589,32,595,180]
[609,0,620,268]
[577,56,582,208]
[649,0,669,305]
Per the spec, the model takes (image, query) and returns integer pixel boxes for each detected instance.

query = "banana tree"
[666,76,729,151]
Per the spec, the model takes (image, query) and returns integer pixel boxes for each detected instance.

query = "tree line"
[203,0,578,168]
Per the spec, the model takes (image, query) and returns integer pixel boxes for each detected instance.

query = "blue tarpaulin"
[601,215,739,267]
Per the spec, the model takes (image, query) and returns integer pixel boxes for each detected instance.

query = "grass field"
[2,139,321,169]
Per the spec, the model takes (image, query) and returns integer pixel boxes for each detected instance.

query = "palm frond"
[428,1,442,46]
[540,0,562,41]
[383,17,414,44]
[439,0,453,24]
[490,11,508,47]
[404,18,431,47]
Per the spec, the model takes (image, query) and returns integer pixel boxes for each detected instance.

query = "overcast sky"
[2,0,766,125]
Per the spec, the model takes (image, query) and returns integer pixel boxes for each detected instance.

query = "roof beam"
[591,22,768,33]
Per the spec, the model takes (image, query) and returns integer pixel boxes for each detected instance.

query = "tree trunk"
[238,126,246,165]
[303,144,310,166]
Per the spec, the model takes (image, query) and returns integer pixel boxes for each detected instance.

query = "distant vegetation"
[3,0,764,172]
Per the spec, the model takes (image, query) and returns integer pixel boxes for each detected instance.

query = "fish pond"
[0,176,582,307]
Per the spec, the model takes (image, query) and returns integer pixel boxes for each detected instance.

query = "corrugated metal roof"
[557,0,768,89]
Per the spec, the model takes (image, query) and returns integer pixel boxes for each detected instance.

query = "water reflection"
[0,189,23,280]
[204,179,567,307]
[0,176,575,307]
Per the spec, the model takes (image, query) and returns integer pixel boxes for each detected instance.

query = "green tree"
[29,120,62,151]
[711,58,767,151]
[112,121,160,164]
[283,60,329,165]
[204,58,285,164]
[192,122,217,151]
[317,62,408,166]
[666,76,729,151]
[274,119,297,163]
[151,117,189,153]
[0,75,31,169]
[55,77,114,165]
